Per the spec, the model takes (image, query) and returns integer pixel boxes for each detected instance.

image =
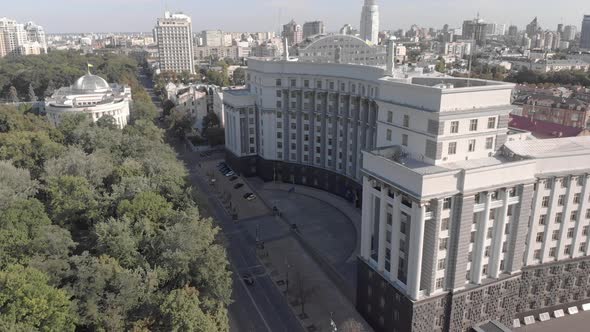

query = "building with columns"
[224,48,590,331]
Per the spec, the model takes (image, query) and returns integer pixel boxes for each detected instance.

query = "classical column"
[360,177,372,260]
[473,192,492,285]
[490,189,510,279]
[573,175,590,258]
[389,193,402,282]
[557,176,575,260]
[407,202,426,300]
[377,188,387,272]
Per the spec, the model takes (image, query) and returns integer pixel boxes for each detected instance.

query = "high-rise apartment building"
[581,15,590,49]
[526,17,540,36]
[360,0,379,44]
[154,11,195,74]
[282,20,303,46]
[563,25,577,41]
[302,21,326,39]
[0,17,46,57]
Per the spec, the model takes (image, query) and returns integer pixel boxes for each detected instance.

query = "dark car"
[243,193,254,199]
[229,176,238,181]
[242,274,254,286]
[234,183,244,189]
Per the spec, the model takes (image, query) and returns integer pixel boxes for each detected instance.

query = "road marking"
[230,263,272,332]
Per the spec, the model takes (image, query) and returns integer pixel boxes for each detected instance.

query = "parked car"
[229,176,238,181]
[242,274,254,286]
[225,171,236,177]
[246,194,257,201]
[234,183,244,189]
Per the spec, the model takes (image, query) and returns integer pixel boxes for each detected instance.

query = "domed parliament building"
[44,72,132,129]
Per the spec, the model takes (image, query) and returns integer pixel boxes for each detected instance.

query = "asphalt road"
[137,70,303,332]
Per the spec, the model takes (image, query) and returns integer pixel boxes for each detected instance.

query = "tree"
[159,286,220,332]
[232,67,246,85]
[28,83,37,102]
[44,147,115,189]
[0,131,64,178]
[202,112,220,130]
[94,217,142,269]
[45,176,99,233]
[0,265,76,331]
[162,99,176,117]
[131,100,158,123]
[0,161,38,209]
[166,107,195,139]
[435,57,446,73]
[8,85,19,103]
[45,79,56,97]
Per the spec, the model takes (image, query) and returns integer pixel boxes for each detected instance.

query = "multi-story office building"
[154,11,195,74]
[508,25,518,37]
[202,30,223,47]
[282,20,303,47]
[24,21,46,53]
[443,41,472,57]
[563,25,577,41]
[581,15,590,50]
[302,21,326,39]
[526,17,540,36]
[225,46,590,331]
[360,0,379,44]
[462,17,488,46]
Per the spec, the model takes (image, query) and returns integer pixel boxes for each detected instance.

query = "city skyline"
[5,0,590,34]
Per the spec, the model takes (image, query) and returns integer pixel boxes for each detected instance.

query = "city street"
[139,71,303,332]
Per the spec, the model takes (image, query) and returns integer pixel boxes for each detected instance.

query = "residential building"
[282,20,303,46]
[164,83,224,132]
[194,45,249,62]
[360,0,379,44]
[44,72,132,129]
[24,21,46,53]
[302,21,325,39]
[443,41,472,57]
[581,15,590,50]
[296,34,387,66]
[485,23,506,36]
[563,25,577,41]
[154,11,195,74]
[0,17,47,57]
[517,93,590,130]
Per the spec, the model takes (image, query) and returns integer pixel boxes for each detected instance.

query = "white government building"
[44,72,132,129]
[223,43,590,332]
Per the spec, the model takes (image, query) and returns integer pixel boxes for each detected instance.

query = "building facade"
[581,15,590,50]
[563,25,577,42]
[202,30,224,47]
[302,21,326,39]
[154,11,195,74]
[0,17,47,57]
[462,17,488,46]
[44,73,132,129]
[360,0,379,44]
[296,34,387,66]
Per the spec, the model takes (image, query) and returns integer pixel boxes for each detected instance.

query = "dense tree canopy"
[0,53,231,330]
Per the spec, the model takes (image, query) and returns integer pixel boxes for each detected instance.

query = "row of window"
[384,112,497,133]
[541,194,589,208]
[538,209,590,225]
[535,226,587,242]
[448,137,495,155]
[532,242,587,259]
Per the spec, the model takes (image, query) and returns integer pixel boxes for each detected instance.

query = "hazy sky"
[5,0,590,33]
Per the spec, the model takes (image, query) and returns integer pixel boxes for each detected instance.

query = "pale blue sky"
[6,0,590,33]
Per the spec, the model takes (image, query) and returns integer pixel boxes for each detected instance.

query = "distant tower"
[360,0,379,44]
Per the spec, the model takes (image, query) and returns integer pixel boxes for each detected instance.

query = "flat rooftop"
[223,88,251,96]
[409,77,511,88]
[504,136,590,159]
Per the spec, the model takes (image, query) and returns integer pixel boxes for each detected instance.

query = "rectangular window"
[536,232,544,242]
[542,196,550,207]
[468,139,476,152]
[403,115,409,128]
[276,79,282,86]
[580,243,587,253]
[450,121,459,133]
[568,228,575,238]
[470,119,478,131]
[571,211,578,221]
[558,195,565,206]
[487,227,493,239]
[487,117,496,129]
[561,178,568,188]
[485,137,494,150]
[443,198,452,210]
[565,245,572,255]
[556,212,563,224]
[435,277,445,289]
[290,79,296,87]
[448,142,457,155]
[387,111,393,123]
[484,246,490,257]
[482,264,488,275]
[552,230,560,241]
[439,238,448,251]
[438,258,446,270]
[441,218,450,231]
[386,129,392,141]
[402,134,408,147]
[470,231,476,243]
[539,214,546,225]
[276,90,282,97]
[427,120,439,134]
[276,101,282,108]
[534,249,541,259]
